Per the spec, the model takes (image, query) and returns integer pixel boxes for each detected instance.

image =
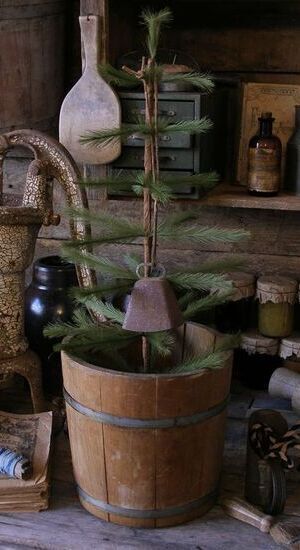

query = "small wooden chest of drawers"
[110,90,230,198]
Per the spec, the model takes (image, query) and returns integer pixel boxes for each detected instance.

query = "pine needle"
[161,171,219,190]
[80,125,134,148]
[66,206,143,235]
[168,272,233,292]
[164,118,213,135]
[63,229,144,247]
[170,334,239,374]
[76,297,125,325]
[182,290,233,320]
[70,281,131,300]
[99,63,139,87]
[141,8,173,58]
[162,72,215,93]
[61,249,137,280]
[159,224,250,245]
[124,253,142,273]
[80,173,141,190]
[147,331,176,357]
[65,205,145,246]
[171,351,225,374]
[195,256,245,274]
[56,330,137,355]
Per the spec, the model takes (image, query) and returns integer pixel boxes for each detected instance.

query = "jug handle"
[0,130,102,315]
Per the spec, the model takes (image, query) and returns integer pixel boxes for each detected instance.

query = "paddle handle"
[79,15,100,71]
[220,496,274,533]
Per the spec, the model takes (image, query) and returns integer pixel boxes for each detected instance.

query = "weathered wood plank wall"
[4,0,300,282]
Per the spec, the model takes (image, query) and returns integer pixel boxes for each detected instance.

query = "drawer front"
[113,147,194,170]
[125,132,192,149]
[109,169,197,197]
[122,98,194,149]
[122,98,195,123]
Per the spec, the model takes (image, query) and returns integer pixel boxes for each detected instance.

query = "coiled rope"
[249,420,300,470]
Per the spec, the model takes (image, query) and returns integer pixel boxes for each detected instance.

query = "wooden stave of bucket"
[62,323,232,528]
[0,0,65,135]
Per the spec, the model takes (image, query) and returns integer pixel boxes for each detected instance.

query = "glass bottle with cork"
[247,112,282,196]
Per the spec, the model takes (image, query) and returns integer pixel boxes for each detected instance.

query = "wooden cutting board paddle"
[59,15,121,165]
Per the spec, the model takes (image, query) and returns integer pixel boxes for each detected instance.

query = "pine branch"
[80,125,135,148]
[171,351,225,374]
[168,272,233,292]
[159,224,249,245]
[64,208,144,250]
[194,256,245,274]
[182,290,233,320]
[161,171,219,191]
[147,331,176,357]
[63,230,144,247]
[61,249,137,280]
[44,308,97,340]
[162,72,214,93]
[56,330,137,355]
[81,117,212,150]
[124,253,142,273]
[141,8,173,58]
[46,319,137,354]
[76,297,125,325]
[163,118,213,135]
[99,63,139,87]
[66,207,143,235]
[170,334,239,374]
[134,172,219,204]
[178,290,197,309]
[80,173,141,190]
[70,282,131,300]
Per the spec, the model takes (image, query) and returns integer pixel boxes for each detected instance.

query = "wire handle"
[136,263,166,279]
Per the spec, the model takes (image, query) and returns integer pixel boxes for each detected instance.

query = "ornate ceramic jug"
[0,130,96,411]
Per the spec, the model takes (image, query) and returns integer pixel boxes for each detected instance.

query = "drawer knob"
[132,108,176,117]
[133,154,176,161]
[159,154,176,161]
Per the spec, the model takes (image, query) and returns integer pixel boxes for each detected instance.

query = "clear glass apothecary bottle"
[257,276,297,338]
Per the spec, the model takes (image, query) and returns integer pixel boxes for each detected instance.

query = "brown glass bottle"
[247,112,282,196]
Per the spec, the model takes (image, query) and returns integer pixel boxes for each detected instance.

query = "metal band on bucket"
[77,485,218,519]
[63,388,229,429]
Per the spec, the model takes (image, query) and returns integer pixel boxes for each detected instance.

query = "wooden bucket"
[62,323,232,527]
[0,0,65,134]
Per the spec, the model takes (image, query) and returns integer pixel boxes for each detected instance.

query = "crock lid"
[240,331,279,356]
[226,272,255,301]
[280,334,300,359]
[256,276,297,304]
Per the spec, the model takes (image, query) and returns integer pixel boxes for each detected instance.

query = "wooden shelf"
[201,184,300,211]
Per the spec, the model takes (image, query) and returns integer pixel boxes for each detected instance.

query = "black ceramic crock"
[25,255,78,396]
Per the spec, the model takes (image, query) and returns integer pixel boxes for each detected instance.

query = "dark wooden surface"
[0,383,299,549]
[201,184,300,211]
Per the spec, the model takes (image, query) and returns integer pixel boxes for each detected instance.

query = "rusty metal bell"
[122,275,184,333]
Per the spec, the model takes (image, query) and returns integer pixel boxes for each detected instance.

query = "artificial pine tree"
[45,8,248,373]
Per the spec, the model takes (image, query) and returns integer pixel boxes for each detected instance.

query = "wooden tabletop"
[0,385,298,549]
